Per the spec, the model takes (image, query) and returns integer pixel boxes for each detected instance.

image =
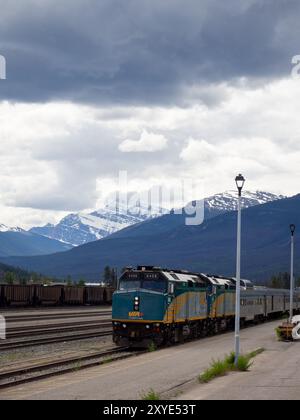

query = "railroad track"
[0,328,113,351]
[4,310,112,323]
[6,319,112,339]
[0,311,114,350]
[0,346,138,389]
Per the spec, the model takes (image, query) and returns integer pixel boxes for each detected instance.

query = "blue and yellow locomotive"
[112,266,237,346]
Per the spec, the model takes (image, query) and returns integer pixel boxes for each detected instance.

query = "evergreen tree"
[4,272,16,285]
[66,275,73,286]
[20,277,28,285]
[270,272,295,289]
[104,266,112,284]
[78,279,86,287]
[110,268,118,288]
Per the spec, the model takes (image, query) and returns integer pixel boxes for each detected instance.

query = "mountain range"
[0,229,72,257]
[29,191,284,246]
[0,191,296,282]
[0,190,283,258]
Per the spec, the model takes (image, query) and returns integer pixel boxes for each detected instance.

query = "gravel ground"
[0,335,114,368]
[6,315,111,329]
[1,306,111,316]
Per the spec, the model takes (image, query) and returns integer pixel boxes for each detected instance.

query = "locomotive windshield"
[118,272,167,292]
[119,280,141,290]
[142,280,166,292]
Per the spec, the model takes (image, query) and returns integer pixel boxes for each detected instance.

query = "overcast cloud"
[1,0,300,104]
[0,0,299,228]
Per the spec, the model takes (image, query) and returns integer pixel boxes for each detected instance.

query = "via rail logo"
[0,315,6,340]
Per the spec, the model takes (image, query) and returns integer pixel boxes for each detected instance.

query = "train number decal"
[128,311,144,318]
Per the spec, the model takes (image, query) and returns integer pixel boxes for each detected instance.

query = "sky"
[0,0,300,228]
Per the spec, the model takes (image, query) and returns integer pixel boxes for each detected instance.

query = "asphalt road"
[0,320,295,400]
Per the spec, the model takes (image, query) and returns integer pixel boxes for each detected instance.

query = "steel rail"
[0,329,113,351]
[0,346,135,389]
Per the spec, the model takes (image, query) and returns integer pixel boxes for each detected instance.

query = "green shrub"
[224,352,235,365]
[141,389,160,400]
[248,348,265,358]
[199,359,229,383]
[102,357,113,364]
[148,342,157,352]
[235,354,252,372]
[275,327,284,341]
[199,348,264,383]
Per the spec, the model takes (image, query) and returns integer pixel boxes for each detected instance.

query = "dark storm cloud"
[0,0,299,105]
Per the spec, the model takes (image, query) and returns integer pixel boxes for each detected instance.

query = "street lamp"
[289,224,296,322]
[234,174,245,366]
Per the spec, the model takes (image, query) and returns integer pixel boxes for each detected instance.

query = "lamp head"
[235,174,245,196]
[290,224,296,236]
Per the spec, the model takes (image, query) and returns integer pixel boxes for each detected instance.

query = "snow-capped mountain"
[7,194,298,282]
[29,201,167,247]
[204,190,286,219]
[0,224,25,233]
[29,191,285,247]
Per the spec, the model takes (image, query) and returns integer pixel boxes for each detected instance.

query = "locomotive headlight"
[122,324,127,328]
[134,296,139,311]
[146,325,150,329]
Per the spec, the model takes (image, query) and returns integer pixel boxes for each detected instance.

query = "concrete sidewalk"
[177,341,300,400]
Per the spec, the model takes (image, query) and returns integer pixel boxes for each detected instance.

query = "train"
[112,266,300,347]
[0,284,115,307]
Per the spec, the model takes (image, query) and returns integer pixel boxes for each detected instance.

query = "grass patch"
[0,351,33,365]
[141,389,160,400]
[248,348,265,358]
[224,352,235,365]
[0,353,21,364]
[199,359,229,383]
[102,357,113,364]
[235,354,252,372]
[275,326,285,341]
[72,361,82,372]
[148,342,157,352]
[198,348,264,384]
